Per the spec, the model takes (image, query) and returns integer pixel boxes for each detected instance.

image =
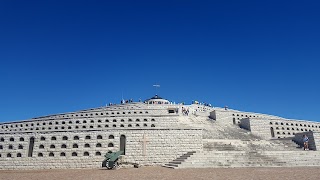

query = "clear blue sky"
[0,1,319,122]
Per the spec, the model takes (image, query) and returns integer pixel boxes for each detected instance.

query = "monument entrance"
[120,135,126,155]
[28,137,35,157]
[270,127,275,138]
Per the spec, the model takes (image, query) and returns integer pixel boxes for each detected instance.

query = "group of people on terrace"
[107,98,139,106]
[192,100,212,107]
[182,107,189,116]
[121,99,134,104]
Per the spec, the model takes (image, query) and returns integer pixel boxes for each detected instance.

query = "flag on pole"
[153,84,160,95]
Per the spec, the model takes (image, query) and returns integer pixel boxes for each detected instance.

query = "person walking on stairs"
[303,134,309,150]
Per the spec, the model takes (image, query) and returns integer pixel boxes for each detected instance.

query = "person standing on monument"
[303,134,309,150]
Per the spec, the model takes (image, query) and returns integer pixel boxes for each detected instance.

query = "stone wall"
[0,128,202,170]
[250,118,271,139]
[210,109,264,125]
[313,132,320,150]
[269,118,320,139]
[209,110,233,124]
[0,115,180,134]
[240,117,320,140]
[239,118,250,131]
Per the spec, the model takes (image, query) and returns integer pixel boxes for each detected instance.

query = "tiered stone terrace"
[0,101,204,169]
[1,97,320,170]
[0,103,179,133]
[164,109,320,169]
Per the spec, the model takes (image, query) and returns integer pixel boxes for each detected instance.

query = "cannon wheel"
[106,159,119,170]
[102,159,107,168]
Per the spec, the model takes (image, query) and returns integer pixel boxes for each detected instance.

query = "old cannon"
[102,151,124,169]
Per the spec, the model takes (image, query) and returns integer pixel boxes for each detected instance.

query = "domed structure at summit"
[144,94,170,104]
[0,94,320,170]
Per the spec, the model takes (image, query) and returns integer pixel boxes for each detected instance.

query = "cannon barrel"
[102,151,124,169]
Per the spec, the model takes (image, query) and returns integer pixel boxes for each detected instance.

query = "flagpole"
[153,84,160,95]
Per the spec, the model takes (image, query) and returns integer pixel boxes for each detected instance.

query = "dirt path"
[1,166,319,180]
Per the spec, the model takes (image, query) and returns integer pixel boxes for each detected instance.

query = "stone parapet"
[0,129,202,170]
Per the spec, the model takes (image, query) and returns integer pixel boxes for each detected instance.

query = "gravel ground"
[1,166,320,180]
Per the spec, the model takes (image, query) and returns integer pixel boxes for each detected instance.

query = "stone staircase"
[176,151,287,168]
[270,138,302,150]
[178,114,261,140]
[165,146,320,169]
[203,138,302,152]
[174,150,320,168]
[164,113,319,169]
[162,151,196,168]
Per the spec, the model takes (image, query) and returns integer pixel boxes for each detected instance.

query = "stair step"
[168,161,182,164]
[164,163,178,167]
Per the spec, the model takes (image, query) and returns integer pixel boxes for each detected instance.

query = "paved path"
[0,166,319,180]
